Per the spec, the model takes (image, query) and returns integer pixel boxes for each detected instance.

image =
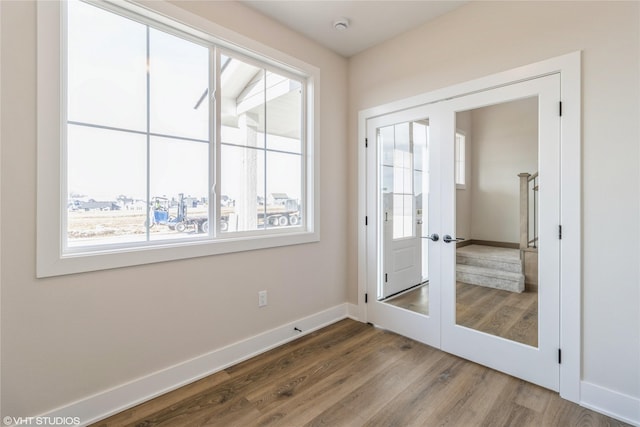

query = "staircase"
[456,245,525,293]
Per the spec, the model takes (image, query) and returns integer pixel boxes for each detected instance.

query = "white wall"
[1,0,348,418]
[469,97,538,243]
[348,0,639,405]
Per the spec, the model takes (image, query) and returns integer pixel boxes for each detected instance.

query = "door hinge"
[559,225,562,239]
[385,273,388,283]
[365,216,368,226]
[365,293,368,303]
[559,101,563,117]
[558,349,562,364]
[365,138,368,148]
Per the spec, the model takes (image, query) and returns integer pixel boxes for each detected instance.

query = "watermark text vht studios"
[3,416,81,426]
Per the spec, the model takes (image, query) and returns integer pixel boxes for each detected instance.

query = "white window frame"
[37,0,320,277]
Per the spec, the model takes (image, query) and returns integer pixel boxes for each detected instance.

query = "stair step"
[456,245,521,273]
[456,264,524,293]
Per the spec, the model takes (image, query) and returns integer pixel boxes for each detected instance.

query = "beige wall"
[0,0,348,417]
[348,1,639,399]
[468,97,538,243]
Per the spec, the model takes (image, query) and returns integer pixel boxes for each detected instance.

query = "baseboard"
[26,306,640,427]
[346,302,360,320]
[581,381,640,426]
[33,304,352,427]
[462,239,520,249]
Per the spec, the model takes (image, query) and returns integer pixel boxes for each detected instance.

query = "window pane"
[393,194,403,239]
[380,125,394,166]
[393,194,414,239]
[66,125,147,247]
[393,122,414,239]
[149,28,209,140]
[266,72,303,154]
[414,170,422,198]
[382,165,393,194]
[393,150,412,195]
[220,57,265,148]
[403,194,414,238]
[266,152,302,228]
[67,1,146,131]
[413,122,427,171]
[221,145,265,232]
[149,136,209,239]
[395,122,410,153]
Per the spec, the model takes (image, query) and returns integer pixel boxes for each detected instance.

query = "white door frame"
[356,51,581,403]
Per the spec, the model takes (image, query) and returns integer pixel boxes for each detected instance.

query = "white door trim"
[357,51,581,402]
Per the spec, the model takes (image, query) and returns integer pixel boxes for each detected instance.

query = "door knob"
[423,233,439,242]
[443,234,465,243]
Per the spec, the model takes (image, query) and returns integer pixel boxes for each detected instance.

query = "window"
[66,1,210,248]
[455,131,466,189]
[37,0,319,276]
[219,54,303,233]
[379,121,428,241]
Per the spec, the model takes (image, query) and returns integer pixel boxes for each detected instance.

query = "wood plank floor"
[456,281,538,347]
[385,282,538,347]
[93,319,628,427]
[385,283,429,314]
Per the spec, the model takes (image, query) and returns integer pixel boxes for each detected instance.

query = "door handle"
[443,234,465,243]
[423,233,439,242]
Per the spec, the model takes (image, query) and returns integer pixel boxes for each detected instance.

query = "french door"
[366,74,561,391]
[366,105,444,348]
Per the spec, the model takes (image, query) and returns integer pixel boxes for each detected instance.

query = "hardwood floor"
[93,319,627,427]
[456,281,538,347]
[384,281,538,347]
[385,283,429,314]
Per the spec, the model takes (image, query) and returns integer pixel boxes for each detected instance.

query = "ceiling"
[240,1,468,57]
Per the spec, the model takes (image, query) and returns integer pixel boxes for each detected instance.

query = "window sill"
[37,230,319,278]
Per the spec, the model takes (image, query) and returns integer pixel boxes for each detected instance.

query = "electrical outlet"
[258,290,267,307]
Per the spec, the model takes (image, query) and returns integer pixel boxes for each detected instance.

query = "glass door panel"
[366,105,443,348]
[441,75,560,391]
[454,96,539,347]
[379,121,420,300]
